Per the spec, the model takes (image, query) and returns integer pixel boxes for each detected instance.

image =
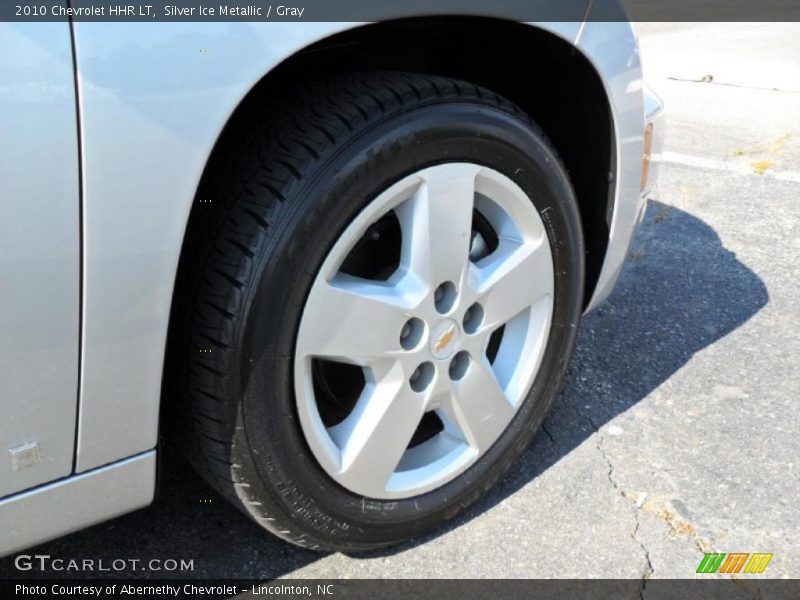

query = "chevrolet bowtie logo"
[434,326,456,352]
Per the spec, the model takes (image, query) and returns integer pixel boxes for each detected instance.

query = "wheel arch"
[183,18,615,310]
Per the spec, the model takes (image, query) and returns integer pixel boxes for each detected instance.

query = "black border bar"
[3,0,800,22]
[5,578,800,600]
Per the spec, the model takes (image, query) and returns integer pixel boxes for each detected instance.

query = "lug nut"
[434,281,457,314]
[449,351,470,381]
[400,318,425,350]
[463,303,484,334]
[410,362,435,392]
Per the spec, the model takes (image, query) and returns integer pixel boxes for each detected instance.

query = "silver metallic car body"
[0,11,663,556]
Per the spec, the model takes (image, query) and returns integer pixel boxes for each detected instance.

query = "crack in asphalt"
[666,76,800,94]
[631,519,654,600]
[540,422,555,444]
[587,417,654,596]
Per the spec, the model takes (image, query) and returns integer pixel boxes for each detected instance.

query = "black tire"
[167,71,584,551]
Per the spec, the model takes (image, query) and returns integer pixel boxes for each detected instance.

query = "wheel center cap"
[430,319,461,360]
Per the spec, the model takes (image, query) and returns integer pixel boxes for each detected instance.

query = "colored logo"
[430,319,460,359]
[696,553,773,574]
[434,327,456,352]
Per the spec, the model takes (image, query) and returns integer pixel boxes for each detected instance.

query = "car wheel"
[170,71,584,551]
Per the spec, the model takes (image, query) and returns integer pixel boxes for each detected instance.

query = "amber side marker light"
[641,122,654,191]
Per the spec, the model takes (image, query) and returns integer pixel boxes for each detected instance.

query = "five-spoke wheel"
[296,164,554,498]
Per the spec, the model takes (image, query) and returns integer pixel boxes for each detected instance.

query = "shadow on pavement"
[359,198,769,557]
[0,200,768,579]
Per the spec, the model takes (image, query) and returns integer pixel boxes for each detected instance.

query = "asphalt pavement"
[2,22,798,584]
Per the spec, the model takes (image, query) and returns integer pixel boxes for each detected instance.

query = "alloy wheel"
[294,163,554,499]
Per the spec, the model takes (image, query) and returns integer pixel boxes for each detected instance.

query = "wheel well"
[206,17,614,307]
